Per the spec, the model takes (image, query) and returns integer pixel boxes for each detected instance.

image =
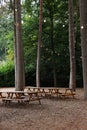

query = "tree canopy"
[0,0,82,87]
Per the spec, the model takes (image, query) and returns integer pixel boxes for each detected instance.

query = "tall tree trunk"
[14,0,25,91]
[79,0,87,99]
[36,0,43,87]
[50,14,57,87]
[68,0,76,90]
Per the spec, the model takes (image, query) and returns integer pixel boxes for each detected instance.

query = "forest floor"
[0,88,87,130]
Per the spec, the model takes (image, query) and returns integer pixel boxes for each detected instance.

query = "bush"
[0,61,15,87]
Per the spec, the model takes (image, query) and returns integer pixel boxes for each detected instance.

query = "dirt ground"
[0,88,87,130]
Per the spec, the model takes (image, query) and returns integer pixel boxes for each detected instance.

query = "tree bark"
[14,0,25,91]
[36,0,43,87]
[79,0,87,99]
[68,0,76,90]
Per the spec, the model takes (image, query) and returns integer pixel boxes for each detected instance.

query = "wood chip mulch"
[0,88,87,130]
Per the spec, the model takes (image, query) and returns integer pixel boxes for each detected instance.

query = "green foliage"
[0,61,15,87]
[0,7,14,61]
[0,0,83,87]
[22,0,82,87]
[0,61,14,73]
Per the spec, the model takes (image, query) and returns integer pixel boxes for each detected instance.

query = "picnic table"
[25,87,76,99]
[26,87,61,97]
[0,90,41,105]
[61,88,76,99]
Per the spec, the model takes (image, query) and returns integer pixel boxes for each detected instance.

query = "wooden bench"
[2,98,29,104]
[0,91,42,105]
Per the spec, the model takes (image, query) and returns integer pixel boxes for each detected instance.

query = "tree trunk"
[14,0,25,91]
[79,0,87,99]
[36,0,43,87]
[50,14,57,87]
[68,0,76,90]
